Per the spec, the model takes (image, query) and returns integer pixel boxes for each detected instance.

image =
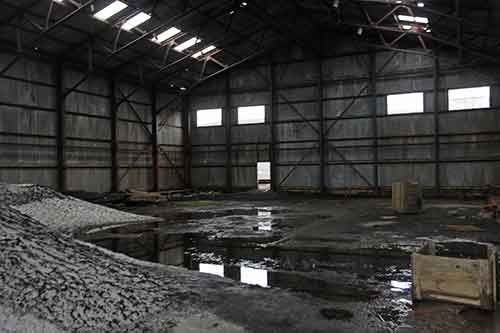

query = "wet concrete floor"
[79,194,500,332]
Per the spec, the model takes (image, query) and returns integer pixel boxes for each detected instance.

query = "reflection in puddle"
[390,280,411,292]
[240,266,269,288]
[258,210,271,217]
[199,263,224,277]
[257,209,272,231]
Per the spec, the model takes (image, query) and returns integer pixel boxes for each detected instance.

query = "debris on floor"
[320,307,354,320]
[126,189,165,205]
[481,196,500,222]
[446,225,484,232]
[362,221,399,228]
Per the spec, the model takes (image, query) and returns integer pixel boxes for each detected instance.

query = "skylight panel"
[94,1,128,21]
[122,12,151,31]
[174,37,201,52]
[192,45,216,59]
[152,27,181,44]
[398,15,429,24]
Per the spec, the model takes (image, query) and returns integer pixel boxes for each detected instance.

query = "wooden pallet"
[392,182,423,214]
[412,240,497,311]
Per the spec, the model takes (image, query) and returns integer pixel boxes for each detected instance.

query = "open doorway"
[257,162,271,192]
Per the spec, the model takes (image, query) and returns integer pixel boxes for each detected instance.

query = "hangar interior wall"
[188,44,500,192]
[1,42,499,194]
[0,51,184,193]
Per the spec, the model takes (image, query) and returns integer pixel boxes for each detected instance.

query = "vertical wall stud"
[151,84,160,192]
[182,96,192,188]
[317,56,326,193]
[433,56,441,194]
[55,61,66,192]
[225,72,232,192]
[109,74,119,192]
[455,0,463,61]
[269,56,277,192]
[369,51,379,195]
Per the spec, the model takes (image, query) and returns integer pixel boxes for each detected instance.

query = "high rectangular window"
[196,108,222,127]
[237,105,265,125]
[387,92,424,115]
[448,86,490,111]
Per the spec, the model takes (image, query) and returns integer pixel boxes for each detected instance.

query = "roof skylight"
[398,15,429,24]
[192,45,216,58]
[152,27,181,44]
[94,1,128,21]
[122,12,151,31]
[174,37,201,52]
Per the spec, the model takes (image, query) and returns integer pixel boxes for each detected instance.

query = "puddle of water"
[84,226,500,331]
[87,228,411,304]
[390,280,412,293]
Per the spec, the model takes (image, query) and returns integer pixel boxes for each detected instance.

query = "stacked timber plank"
[392,182,423,214]
[412,240,497,311]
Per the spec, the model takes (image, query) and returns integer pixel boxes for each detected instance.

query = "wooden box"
[412,240,497,310]
[392,182,423,214]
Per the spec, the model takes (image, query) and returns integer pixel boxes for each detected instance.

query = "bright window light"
[448,86,490,111]
[196,108,222,127]
[240,266,269,288]
[152,27,181,44]
[122,12,151,31]
[237,105,265,125]
[174,37,201,52]
[93,1,128,21]
[199,263,224,277]
[192,45,216,58]
[387,92,424,115]
[398,15,429,24]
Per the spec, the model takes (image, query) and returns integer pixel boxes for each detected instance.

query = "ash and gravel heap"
[1,184,160,233]
[0,204,216,331]
[0,184,373,332]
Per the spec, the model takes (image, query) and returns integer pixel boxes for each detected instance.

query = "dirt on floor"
[78,192,500,332]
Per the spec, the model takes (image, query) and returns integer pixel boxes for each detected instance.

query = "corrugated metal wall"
[188,45,500,192]
[0,51,184,192]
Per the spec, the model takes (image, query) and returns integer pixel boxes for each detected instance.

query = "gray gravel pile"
[0,184,65,206]
[0,184,160,233]
[0,205,209,331]
[0,205,356,332]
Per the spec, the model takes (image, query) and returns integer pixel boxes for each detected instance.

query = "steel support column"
[369,51,379,194]
[269,56,277,192]
[55,61,65,192]
[225,72,232,192]
[109,75,119,192]
[433,56,441,194]
[317,56,326,193]
[182,96,192,188]
[455,0,463,61]
[151,85,160,192]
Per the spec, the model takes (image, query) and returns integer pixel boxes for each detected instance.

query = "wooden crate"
[392,182,423,214]
[412,240,497,310]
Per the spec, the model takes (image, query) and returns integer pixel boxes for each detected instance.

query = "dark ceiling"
[0,0,498,92]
